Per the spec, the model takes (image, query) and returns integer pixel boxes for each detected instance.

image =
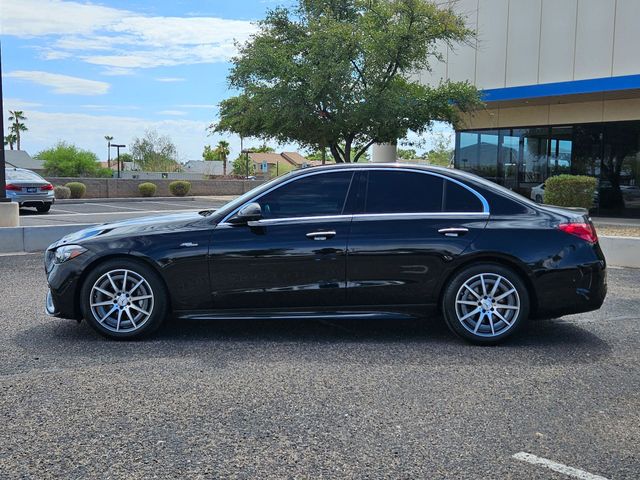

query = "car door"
[208,170,355,310]
[346,169,489,307]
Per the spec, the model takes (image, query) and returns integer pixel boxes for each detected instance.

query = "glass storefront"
[454,120,640,217]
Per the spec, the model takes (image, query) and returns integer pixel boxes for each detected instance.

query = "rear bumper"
[532,259,607,319]
[8,191,55,206]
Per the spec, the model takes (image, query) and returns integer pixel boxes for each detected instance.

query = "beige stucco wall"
[460,97,640,130]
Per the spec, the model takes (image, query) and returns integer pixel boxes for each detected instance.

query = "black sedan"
[44,164,607,344]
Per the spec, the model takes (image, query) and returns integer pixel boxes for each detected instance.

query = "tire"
[535,194,543,204]
[80,258,168,339]
[442,263,530,345]
[36,203,51,213]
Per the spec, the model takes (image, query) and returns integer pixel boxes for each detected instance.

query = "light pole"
[241,149,253,179]
[0,43,7,203]
[110,144,126,178]
[105,135,113,169]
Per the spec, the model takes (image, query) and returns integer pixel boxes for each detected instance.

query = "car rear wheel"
[80,259,167,339]
[36,203,51,213]
[442,263,529,345]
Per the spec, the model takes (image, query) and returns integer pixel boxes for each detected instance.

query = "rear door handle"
[306,230,336,241]
[438,227,469,237]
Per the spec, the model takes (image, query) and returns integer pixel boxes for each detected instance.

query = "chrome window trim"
[218,166,490,225]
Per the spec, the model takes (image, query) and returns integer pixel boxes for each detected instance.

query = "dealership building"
[416,0,640,217]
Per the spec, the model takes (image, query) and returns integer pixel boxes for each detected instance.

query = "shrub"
[138,182,157,197]
[169,180,191,197]
[65,182,87,199]
[54,185,71,200]
[544,175,597,209]
[37,142,103,177]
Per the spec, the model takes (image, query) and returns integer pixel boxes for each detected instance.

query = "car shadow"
[16,314,612,371]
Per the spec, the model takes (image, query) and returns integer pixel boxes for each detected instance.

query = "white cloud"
[4,98,44,109]
[6,70,110,95]
[1,0,257,70]
[155,77,185,83]
[177,104,216,109]
[157,110,187,116]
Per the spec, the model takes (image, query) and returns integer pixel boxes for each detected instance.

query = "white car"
[530,183,545,203]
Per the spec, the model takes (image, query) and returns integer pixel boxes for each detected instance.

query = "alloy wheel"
[454,273,520,338]
[89,269,154,333]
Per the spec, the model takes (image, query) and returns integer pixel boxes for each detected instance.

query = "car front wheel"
[80,259,167,339]
[442,263,530,345]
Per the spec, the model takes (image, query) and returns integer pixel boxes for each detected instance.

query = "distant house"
[247,151,320,174]
[3,150,45,173]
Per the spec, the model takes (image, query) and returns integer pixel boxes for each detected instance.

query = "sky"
[1,0,453,163]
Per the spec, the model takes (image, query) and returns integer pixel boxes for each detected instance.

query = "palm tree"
[8,110,27,150]
[215,140,231,176]
[4,133,17,150]
[105,135,114,168]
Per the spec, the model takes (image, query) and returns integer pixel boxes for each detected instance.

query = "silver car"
[5,168,55,213]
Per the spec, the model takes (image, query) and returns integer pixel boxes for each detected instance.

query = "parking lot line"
[88,203,148,211]
[141,200,217,208]
[512,452,609,480]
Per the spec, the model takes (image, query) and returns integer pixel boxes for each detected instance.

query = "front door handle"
[438,227,469,237]
[306,230,336,241]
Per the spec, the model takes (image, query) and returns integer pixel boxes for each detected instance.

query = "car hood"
[51,211,210,247]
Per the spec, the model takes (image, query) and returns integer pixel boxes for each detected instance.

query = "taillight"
[40,184,54,191]
[558,222,598,244]
[5,184,21,191]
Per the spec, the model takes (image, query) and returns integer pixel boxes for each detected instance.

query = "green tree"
[202,145,219,161]
[215,0,481,163]
[8,110,28,150]
[4,133,17,150]
[104,135,114,168]
[397,148,419,160]
[424,132,453,167]
[232,154,255,177]
[37,142,111,177]
[131,129,181,172]
[215,140,231,175]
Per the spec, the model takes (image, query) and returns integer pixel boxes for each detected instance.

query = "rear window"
[365,171,444,213]
[444,180,484,212]
[5,169,44,182]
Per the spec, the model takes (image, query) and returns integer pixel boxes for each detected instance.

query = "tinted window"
[444,180,483,212]
[365,171,443,213]
[257,171,353,219]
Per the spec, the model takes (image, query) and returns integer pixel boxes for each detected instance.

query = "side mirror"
[228,202,262,225]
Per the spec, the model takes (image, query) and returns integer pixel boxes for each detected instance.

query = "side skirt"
[176,307,432,321]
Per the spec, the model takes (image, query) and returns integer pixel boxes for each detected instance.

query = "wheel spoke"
[456,299,478,306]
[130,295,153,302]
[495,303,519,310]
[122,270,128,291]
[116,309,123,331]
[461,307,481,322]
[493,310,512,326]
[130,279,144,294]
[494,288,516,302]
[473,312,485,333]
[106,272,118,292]
[488,314,495,335]
[99,305,118,324]
[91,300,114,307]
[94,286,114,298]
[489,276,502,297]
[125,308,136,327]
[464,284,482,300]
[129,304,150,317]
[480,275,487,296]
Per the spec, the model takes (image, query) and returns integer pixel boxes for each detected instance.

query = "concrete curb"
[599,236,640,268]
[56,196,196,205]
[0,224,96,254]
[1,223,638,268]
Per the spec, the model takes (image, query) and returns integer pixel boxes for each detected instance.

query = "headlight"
[53,245,87,264]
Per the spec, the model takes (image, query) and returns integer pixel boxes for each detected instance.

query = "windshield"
[5,169,45,182]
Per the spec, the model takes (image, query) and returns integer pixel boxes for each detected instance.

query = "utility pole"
[110,144,126,178]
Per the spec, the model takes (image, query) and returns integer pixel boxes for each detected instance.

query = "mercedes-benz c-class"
[44,164,607,344]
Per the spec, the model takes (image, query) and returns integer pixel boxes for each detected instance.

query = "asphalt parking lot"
[17,198,233,226]
[0,255,638,479]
